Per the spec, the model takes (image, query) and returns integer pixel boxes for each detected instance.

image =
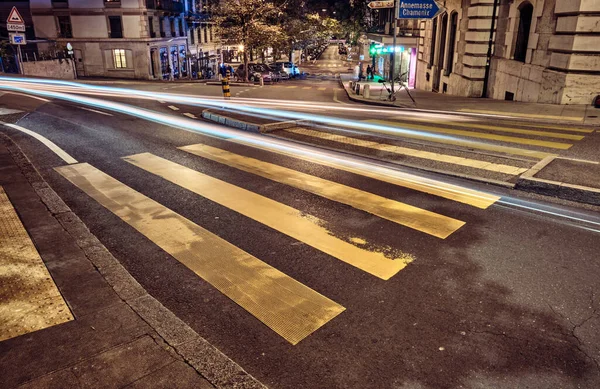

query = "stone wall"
[22,59,75,79]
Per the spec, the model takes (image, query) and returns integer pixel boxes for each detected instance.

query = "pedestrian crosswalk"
[55,141,498,344]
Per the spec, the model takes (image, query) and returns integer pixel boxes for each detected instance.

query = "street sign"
[9,33,26,46]
[6,6,25,31]
[398,0,445,19]
[368,1,394,9]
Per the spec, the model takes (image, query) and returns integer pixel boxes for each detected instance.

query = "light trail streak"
[2,78,599,233]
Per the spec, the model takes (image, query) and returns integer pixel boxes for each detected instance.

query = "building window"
[445,12,458,75]
[190,28,195,44]
[203,26,208,43]
[108,16,123,38]
[149,16,155,38]
[113,49,127,68]
[57,16,73,38]
[429,17,437,67]
[209,25,213,41]
[179,18,184,37]
[159,17,165,37]
[514,2,533,62]
[170,18,176,37]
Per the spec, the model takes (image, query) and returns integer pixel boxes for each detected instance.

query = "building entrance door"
[74,50,85,77]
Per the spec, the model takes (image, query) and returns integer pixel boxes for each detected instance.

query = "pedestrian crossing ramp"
[55,142,499,345]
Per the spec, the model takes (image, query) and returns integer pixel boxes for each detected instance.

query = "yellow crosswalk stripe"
[124,153,411,279]
[0,187,73,341]
[317,87,327,91]
[302,86,312,90]
[286,128,528,175]
[457,109,583,122]
[179,144,465,239]
[225,138,500,209]
[55,163,344,345]
[286,86,298,89]
[339,121,554,159]
[503,122,593,133]
[390,117,585,140]
[366,119,572,149]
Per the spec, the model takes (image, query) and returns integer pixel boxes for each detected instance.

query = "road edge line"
[0,132,267,389]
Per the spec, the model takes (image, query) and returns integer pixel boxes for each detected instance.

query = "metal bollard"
[222,70,231,99]
[363,84,370,98]
[259,76,264,86]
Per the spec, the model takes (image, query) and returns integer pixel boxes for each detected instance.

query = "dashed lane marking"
[1,122,78,164]
[0,187,73,342]
[183,113,197,119]
[317,87,327,91]
[302,87,312,90]
[124,152,411,279]
[168,105,180,111]
[78,106,114,116]
[286,86,298,89]
[55,162,345,345]
[286,128,528,175]
[179,144,466,239]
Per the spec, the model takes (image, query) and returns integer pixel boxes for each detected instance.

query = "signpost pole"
[391,0,399,94]
[17,45,24,75]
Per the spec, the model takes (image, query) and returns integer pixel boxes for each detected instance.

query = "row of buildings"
[1,0,222,80]
[362,0,600,105]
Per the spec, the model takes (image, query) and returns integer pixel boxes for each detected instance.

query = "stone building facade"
[367,0,600,105]
[30,0,190,80]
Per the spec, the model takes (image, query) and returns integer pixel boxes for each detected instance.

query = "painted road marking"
[286,86,298,89]
[287,128,528,175]
[317,87,327,91]
[339,121,553,159]
[391,116,585,141]
[78,106,114,116]
[302,87,312,90]
[1,123,78,164]
[457,109,583,122]
[226,138,500,209]
[55,163,344,345]
[0,187,73,342]
[366,119,573,149]
[168,105,180,111]
[5,92,51,102]
[183,113,197,119]
[157,100,166,103]
[179,144,465,239]
[125,153,411,279]
[0,108,22,116]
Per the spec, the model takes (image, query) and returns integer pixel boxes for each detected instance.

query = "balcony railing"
[146,0,184,13]
[105,0,121,8]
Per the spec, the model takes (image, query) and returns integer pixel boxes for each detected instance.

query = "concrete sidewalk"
[0,133,265,389]
[340,74,600,126]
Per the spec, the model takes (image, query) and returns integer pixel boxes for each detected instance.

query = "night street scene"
[1,0,600,388]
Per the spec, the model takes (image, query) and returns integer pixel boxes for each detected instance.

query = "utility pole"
[391,0,399,94]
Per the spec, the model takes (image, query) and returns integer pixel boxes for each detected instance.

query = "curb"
[516,156,600,206]
[202,109,300,133]
[206,81,257,87]
[0,132,267,389]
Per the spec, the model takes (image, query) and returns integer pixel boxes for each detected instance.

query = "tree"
[213,0,282,81]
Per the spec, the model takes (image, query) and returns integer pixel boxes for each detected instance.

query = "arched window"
[446,12,458,75]
[437,13,448,70]
[429,17,438,67]
[514,3,533,62]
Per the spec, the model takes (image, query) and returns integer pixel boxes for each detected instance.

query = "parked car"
[274,61,300,78]
[267,64,287,81]
[234,63,273,83]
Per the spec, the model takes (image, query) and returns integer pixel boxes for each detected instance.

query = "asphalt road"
[2,80,600,389]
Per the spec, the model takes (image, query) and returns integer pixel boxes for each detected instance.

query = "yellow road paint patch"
[286,86,298,89]
[457,109,583,122]
[0,187,73,341]
[225,137,500,209]
[287,128,528,175]
[55,163,344,345]
[183,113,197,119]
[124,153,411,279]
[318,87,327,91]
[366,119,573,149]
[302,87,312,90]
[179,144,465,238]
[390,117,585,140]
[168,105,180,111]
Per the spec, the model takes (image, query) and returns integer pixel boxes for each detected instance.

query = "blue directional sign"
[398,0,444,19]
